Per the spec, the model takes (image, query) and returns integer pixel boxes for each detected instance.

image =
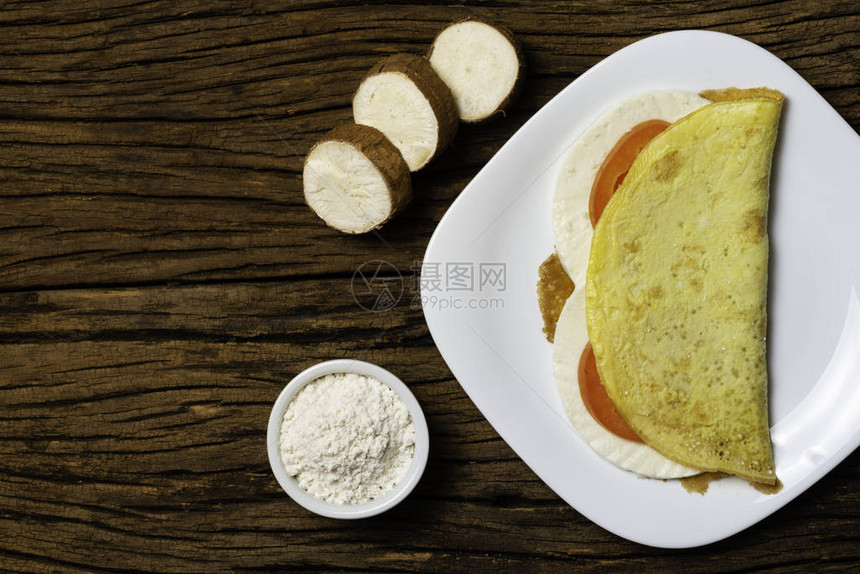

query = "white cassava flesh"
[428,20,523,123]
[303,124,411,234]
[353,54,458,171]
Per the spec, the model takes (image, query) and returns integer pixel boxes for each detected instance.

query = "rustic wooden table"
[1,1,858,571]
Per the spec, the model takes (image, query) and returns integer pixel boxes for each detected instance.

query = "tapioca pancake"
[585,95,783,484]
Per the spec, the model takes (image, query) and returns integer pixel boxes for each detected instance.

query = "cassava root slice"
[428,20,524,123]
[303,124,412,234]
[353,54,458,172]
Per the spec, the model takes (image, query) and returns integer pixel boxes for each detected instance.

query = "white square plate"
[422,30,860,548]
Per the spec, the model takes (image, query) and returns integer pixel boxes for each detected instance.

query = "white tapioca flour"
[279,372,416,504]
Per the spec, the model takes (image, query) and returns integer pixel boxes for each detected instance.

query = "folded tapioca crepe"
[585,95,783,484]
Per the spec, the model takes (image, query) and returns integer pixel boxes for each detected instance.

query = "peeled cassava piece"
[428,20,524,123]
[303,124,412,234]
[586,96,783,484]
[353,54,458,171]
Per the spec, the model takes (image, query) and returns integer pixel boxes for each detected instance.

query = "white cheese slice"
[554,289,700,479]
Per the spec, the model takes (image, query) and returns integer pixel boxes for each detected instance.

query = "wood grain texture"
[1,0,857,290]
[1,0,858,571]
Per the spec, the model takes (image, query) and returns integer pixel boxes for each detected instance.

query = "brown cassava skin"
[427,19,525,123]
[355,54,459,167]
[305,124,412,233]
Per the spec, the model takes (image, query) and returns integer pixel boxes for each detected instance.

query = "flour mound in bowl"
[279,373,416,504]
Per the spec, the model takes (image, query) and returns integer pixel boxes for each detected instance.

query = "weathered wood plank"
[0,0,857,289]
[0,280,857,571]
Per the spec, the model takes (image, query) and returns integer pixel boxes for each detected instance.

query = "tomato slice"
[579,120,670,443]
[589,119,670,227]
[578,342,642,442]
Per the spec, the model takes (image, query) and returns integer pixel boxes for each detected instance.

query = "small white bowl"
[267,359,430,519]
